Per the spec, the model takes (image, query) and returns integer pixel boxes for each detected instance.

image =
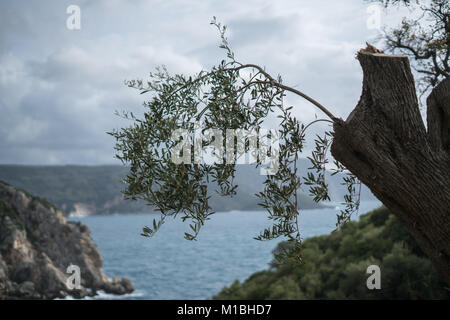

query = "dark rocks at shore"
[0,180,134,299]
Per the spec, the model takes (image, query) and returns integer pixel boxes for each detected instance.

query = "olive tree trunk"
[331,49,450,285]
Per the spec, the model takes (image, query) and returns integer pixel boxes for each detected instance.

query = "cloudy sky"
[0,0,410,165]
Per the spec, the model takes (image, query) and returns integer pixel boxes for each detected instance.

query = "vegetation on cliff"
[214,207,450,299]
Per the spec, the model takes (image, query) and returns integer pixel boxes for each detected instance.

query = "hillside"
[214,206,450,300]
[0,165,148,216]
[0,161,375,216]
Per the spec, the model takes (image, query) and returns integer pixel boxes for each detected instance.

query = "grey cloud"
[0,0,406,165]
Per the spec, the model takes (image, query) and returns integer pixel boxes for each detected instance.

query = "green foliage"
[109,18,360,258]
[110,18,285,240]
[214,206,450,300]
[254,107,306,260]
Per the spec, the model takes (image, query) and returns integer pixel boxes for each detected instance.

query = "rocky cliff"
[0,180,134,299]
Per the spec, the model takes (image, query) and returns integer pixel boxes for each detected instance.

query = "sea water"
[69,201,381,299]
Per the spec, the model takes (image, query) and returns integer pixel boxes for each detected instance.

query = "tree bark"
[331,47,450,285]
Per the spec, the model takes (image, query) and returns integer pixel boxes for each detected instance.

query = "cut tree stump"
[331,47,450,285]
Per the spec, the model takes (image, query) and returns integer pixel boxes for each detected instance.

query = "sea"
[68,201,381,300]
